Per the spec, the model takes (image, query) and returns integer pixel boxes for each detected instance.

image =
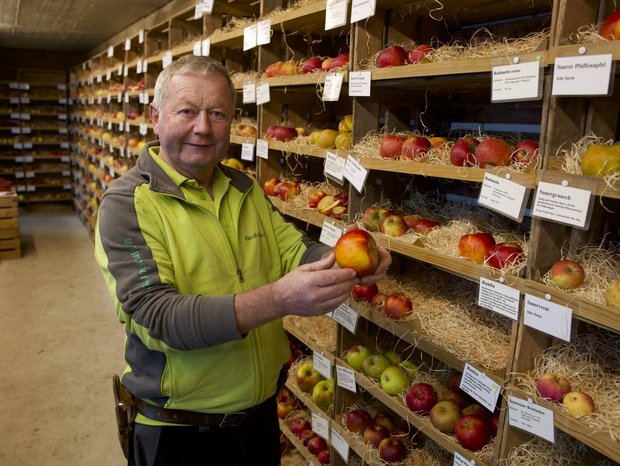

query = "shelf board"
[549,41,620,62]
[539,170,619,200]
[279,419,322,466]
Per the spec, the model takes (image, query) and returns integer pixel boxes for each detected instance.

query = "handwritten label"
[256,139,269,160]
[478,173,528,221]
[201,38,211,57]
[193,41,202,56]
[532,181,592,229]
[324,151,346,184]
[241,143,254,162]
[336,364,356,392]
[460,364,501,412]
[331,428,350,462]
[332,303,358,334]
[323,73,344,101]
[243,24,257,51]
[257,19,271,45]
[351,0,376,23]
[508,396,554,442]
[243,82,256,104]
[325,0,348,31]
[194,0,214,18]
[311,412,330,440]
[552,54,612,96]
[478,278,520,321]
[162,51,173,69]
[523,294,572,341]
[348,71,371,97]
[344,155,368,193]
[313,352,332,380]
[256,82,270,105]
[492,60,542,102]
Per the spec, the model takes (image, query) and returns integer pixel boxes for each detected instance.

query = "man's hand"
[358,246,391,286]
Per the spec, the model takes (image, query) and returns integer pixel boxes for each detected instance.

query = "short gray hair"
[152,55,236,111]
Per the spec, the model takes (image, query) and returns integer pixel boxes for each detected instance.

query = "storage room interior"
[0,0,619,465]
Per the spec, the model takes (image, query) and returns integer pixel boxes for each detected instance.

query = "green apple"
[379,365,411,396]
[362,354,392,380]
[399,359,418,378]
[311,379,335,408]
[383,350,401,365]
[345,344,372,370]
[296,362,324,393]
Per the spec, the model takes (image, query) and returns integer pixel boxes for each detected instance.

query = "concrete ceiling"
[0,0,172,52]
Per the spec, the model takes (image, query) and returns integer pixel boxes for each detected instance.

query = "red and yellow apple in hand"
[334,229,379,277]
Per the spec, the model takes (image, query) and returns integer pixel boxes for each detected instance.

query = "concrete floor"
[0,208,126,465]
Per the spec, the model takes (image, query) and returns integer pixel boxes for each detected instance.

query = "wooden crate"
[0,190,20,260]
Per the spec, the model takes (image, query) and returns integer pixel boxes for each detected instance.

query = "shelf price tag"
[492,59,542,102]
[162,51,173,69]
[332,302,358,334]
[106,69,112,81]
[523,294,572,342]
[20,97,30,104]
[478,173,529,222]
[139,29,144,44]
[552,54,613,96]
[240,143,254,161]
[508,396,554,442]
[531,181,593,229]
[335,364,356,393]
[255,82,270,105]
[323,72,344,101]
[257,19,271,46]
[344,155,368,193]
[107,46,114,58]
[324,151,346,184]
[124,38,131,51]
[478,278,520,321]
[194,0,214,18]
[10,96,19,105]
[242,82,256,104]
[319,220,343,247]
[325,0,348,31]
[311,413,330,440]
[460,364,501,412]
[139,123,148,136]
[256,139,269,160]
[348,71,371,97]
[453,452,475,466]
[351,0,376,23]
[193,41,202,56]
[313,352,332,380]
[330,428,349,462]
[201,39,211,57]
[137,59,143,74]
[243,24,258,51]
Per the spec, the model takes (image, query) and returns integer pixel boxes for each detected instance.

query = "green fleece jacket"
[95,141,329,417]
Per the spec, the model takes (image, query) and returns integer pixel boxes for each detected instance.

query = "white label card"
[531,181,592,229]
[255,82,270,105]
[193,41,202,56]
[331,428,350,463]
[325,0,348,31]
[336,364,357,393]
[256,139,269,160]
[332,303,358,334]
[460,364,501,412]
[107,46,114,58]
[552,54,613,96]
[478,278,520,321]
[323,73,344,101]
[243,24,258,51]
[257,19,271,46]
[349,71,372,97]
[137,59,143,74]
[324,151,346,184]
[508,396,555,443]
[313,352,332,380]
[194,0,214,18]
[319,220,343,247]
[139,123,148,136]
[492,60,542,102]
[351,0,376,23]
[344,155,369,193]
[311,413,330,440]
[453,452,475,466]
[125,38,131,51]
[243,82,256,104]
[523,294,572,342]
[201,39,211,57]
[478,173,528,222]
[139,30,144,44]
[162,51,173,69]
[241,143,254,162]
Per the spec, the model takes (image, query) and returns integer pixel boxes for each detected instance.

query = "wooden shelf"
[539,170,620,200]
[279,419,323,466]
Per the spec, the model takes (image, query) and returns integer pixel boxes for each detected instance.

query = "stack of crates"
[0,189,20,259]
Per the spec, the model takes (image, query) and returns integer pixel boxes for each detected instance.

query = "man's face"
[150,72,234,180]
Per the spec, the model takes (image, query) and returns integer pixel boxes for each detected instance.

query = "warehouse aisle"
[0,208,126,466]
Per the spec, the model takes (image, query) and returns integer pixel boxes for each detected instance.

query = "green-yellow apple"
[345,344,372,370]
[379,365,411,396]
[399,359,418,378]
[296,362,324,393]
[382,350,401,365]
[380,214,408,237]
[562,391,595,416]
[361,354,391,379]
[334,229,379,278]
[430,400,462,433]
[605,278,620,309]
[362,205,390,232]
[311,379,335,408]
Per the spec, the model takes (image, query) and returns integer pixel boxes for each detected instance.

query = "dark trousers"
[128,396,281,466]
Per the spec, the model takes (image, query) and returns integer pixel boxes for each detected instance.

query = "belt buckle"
[218,411,245,428]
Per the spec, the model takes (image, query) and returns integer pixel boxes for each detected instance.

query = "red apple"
[317,449,330,465]
[376,45,408,68]
[299,428,317,445]
[536,373,571,402]
[371,292,387,308]
[485,242,524,269]
[378,437,407,463]
[330,52,350,69]
[373,412,396,433]
[448,372,464,394]
[402,214,422,229]
[308,189,327,208]
[362,206,390,231]
[362,424,390,448]
[301,56,322,74]
[450,137,479,166]
[380,134,406,159]
[405,382,438,414]
[407,44,431,64]
[345,409,373,433]
[600,9,620,40]
[264,61,284,77]
[277,401,295,419]
[401,136,431,160]
[307,436,328,455]
[331,205,347,220]
[316,195,340,216]
[455,414,491,451]
[429,400,462,434]
[321,57,334,71]
[334,192,349,207]
[351,283,379,302]
[289,418,311,436]
[263,177,281,196]
[380,214,408,237]
[474,137,512,168]
[512,139,539,165]
[334,229,380,277]
[276,180,300,201]
[384,293,413,320]
[549,259,585,289]
[462,403,492,420]
[266,125,298,142]
[411,218,439,234]
[458,233,496,264]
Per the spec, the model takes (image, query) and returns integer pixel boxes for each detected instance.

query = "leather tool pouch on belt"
[112,374,136,459]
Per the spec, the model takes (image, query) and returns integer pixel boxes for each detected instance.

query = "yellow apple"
[334,132,351,149]
[338,114,353,132]
[317,129,339,149]
[562,391,595,416]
